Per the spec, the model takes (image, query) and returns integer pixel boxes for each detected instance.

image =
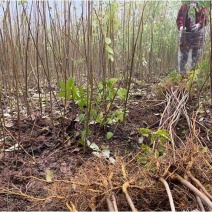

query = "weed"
[58,77,127,145]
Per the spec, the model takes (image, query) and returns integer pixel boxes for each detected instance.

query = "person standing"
[176,1,207,76]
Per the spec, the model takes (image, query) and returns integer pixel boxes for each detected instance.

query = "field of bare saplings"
[0,1,211,211]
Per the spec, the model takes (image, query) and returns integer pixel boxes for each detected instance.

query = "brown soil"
[0,85,211,211]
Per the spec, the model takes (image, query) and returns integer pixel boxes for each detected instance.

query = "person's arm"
[198,7,208,28]
[176,4,187,31]
[192,7,208,32]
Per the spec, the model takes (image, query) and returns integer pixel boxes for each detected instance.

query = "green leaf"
[59,81,65,90]
[96,112,103,123]
[138,128,152,137]
[77,99,86,110]
[117,88,127,100]
[136,154,149,165]
[107,78,118,87]
[81,130,86,144]
[72,86,78,99]
[114,109,124,122]
[197,78,205,90]
[106,132,113,140]
[67,77,74,89]
[105,37,111,45]
[108,54,114,61]
[155,129,171,141]
[141,144,152,152]
[79,113,86,122]
[78,86,85,96]
[150,133,158,144]
[58,91,65,97]
[58,91,71,99]
[105,45,114,54]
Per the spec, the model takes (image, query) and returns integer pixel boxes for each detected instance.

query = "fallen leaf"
[45,169,53,182]
[138,136,144,144]
[109,157,116,164]
[3,113,11,117]
[71,148,81,153]
[199,117,204,122]
[102,149,110,158]
[5,121,14,128]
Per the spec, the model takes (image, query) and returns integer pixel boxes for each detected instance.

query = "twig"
[159,87,189,161]
[159,177,176,212]
[171,174,212,209]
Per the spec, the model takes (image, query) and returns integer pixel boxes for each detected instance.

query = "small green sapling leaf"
[106,132,113,140]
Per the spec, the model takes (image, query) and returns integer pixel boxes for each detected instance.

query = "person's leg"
[178,34,189,76]
[178,47,189,75]
[191,47,199,70]
[191,30,204,69]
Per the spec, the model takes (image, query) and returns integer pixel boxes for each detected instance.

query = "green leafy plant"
[95,78,127,126]
[150,129,171,144]
[106,132,113,140]
[58,77,87,110]
[138,127,171,156]
[58,77,127,145]
[138,128,152,137]
[167,71,183,84]
[98,78,127,101]
[186,60,210,93]
[136,143,154,165]
[105,37,114,61]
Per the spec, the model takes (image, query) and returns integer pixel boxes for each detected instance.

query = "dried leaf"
[138,136,144,144]
[5,121,14,128]
[5,143,19,152]
[102,149,110,158]
[45,169,53,182]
